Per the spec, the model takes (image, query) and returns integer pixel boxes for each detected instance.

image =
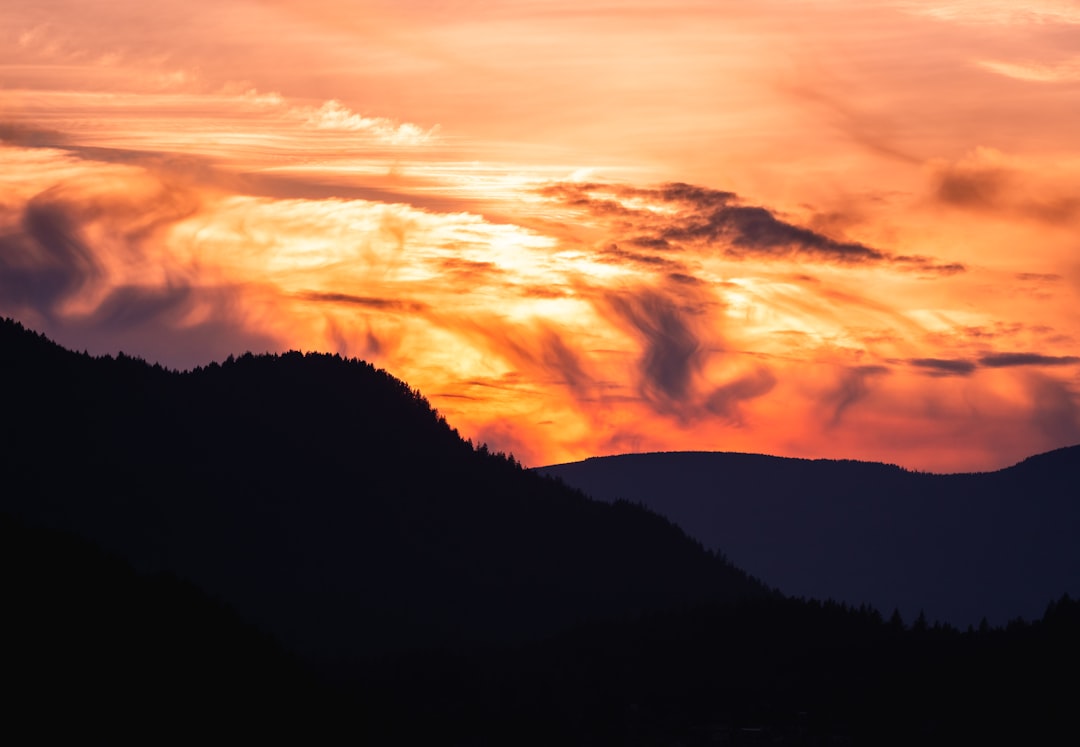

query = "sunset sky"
[3,0,1079,471]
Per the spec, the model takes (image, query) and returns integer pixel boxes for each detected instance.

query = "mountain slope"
[1,514,335,743]
[537,449,1080,625]
[0,318,765,666]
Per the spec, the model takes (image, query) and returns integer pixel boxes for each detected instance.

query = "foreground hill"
[538,448,1080,625]
[1,514,335,743]
[0,318,763,667]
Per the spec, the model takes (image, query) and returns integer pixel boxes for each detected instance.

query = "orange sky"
[3,0,1079,471]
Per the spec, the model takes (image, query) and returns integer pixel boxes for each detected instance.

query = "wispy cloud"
[909,357,977,375]
[979,352,1080,368]
[976,57,1080,83]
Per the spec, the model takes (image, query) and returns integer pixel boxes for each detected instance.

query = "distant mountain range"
[538,447,1080,626]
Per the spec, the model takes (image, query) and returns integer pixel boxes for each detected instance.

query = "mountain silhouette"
[538,448,1080,626]
[4,317,1080,744]
[1,514,338,743]
[0,317,763,669]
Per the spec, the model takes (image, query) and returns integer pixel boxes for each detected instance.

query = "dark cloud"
[536,329,594,398]
[5,187,283,361]
[23,285,283,372]
[825,365,890,426]
[909,357,977,376]
[455,320,596,402]
[935,167,1005,211]
[90,285,193,330]
[1027,376,1080,447]
[544,180,964,274]
[979,352,1080,368]
[600,243,680,268]
[602,289,705,412]
[626,236,673,250]
[655,182,737,207]
[906,353,1079,375]
[662,204,887,264]
[705,366,777,423]
[932,161,1079,225]
[536,183,638,218]
[296,291,428,313]
[0,176,281,370]
[667,272,703,286]
[1016,272,1063,282]
[890,255,967,275]
[0,193,103,316]
[0,122,72,148]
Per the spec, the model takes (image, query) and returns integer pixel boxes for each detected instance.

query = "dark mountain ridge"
[0,317,764,666]
[538,446,1080,626]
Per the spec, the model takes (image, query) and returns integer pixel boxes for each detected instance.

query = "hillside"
[538,448,1080,625]
[0,317,764,667]
[1,514,335,743]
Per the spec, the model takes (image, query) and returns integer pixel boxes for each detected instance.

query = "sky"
[2,0,1079,472]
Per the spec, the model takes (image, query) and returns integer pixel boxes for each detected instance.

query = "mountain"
[4,317,1080,744]
[0,317,764,669]
[1,514,336,743]
[537,449,1080,626]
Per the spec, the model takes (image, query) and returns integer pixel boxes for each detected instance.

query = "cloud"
[1026,375,1080,447]
[976,58,1080,83]
[1,117,470,214]
[601,287,707,413]
[600,243,680,269]
[449,318,598,403]
[0,123,73,148]
[906,1,1080,26]
[296,291,429,313]
[0,192,103,316]
[89,284,193,329]
[930,150,1080,224]
[663,204,887,264]
[909,357,977,375]
[979,352,1080,368]
[543,181,965,273]
[934,161,1009,210]
[704,366,777,423]
[0,155,290,369]
[655,182,738,207]
[295,99,438,145]
[825,364,890,426]
[535,329,596,399]
[667,272,704,286]
[905,353,1080,375]
[498,325,596,400]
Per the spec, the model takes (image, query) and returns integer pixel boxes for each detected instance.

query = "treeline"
[352,593,1080,746]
